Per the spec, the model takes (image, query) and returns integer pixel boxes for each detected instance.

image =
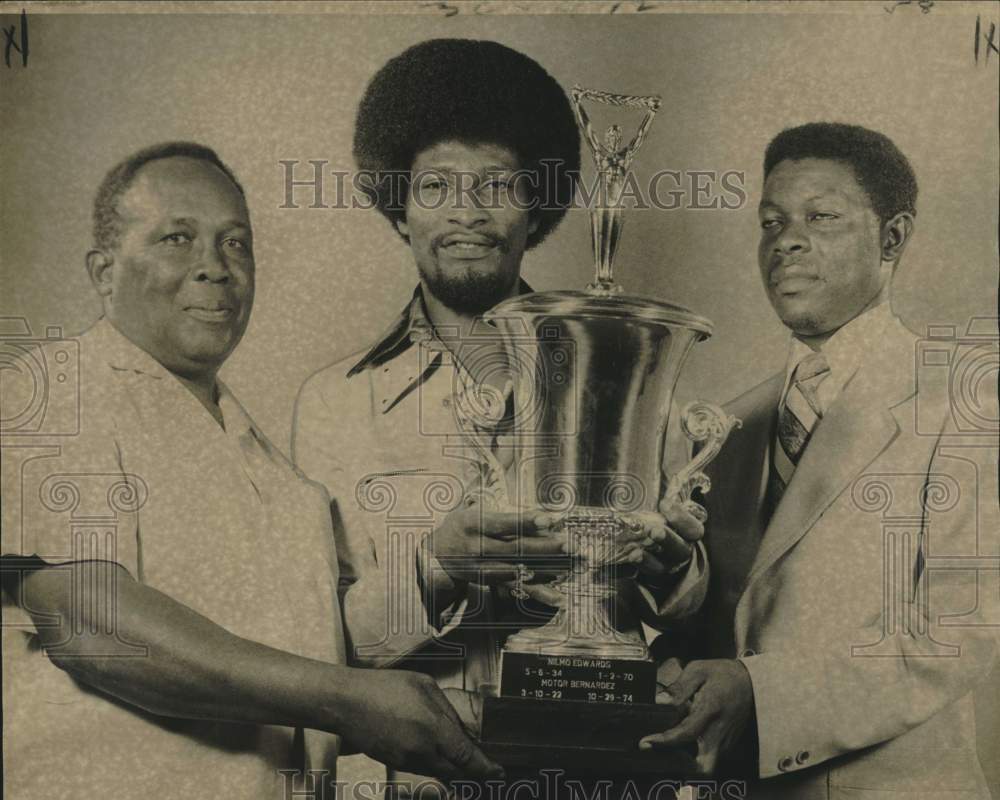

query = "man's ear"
[527,214,540,238]
[86,249,115,299]
[881,212,915,264]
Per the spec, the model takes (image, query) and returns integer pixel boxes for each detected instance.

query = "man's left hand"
[639,659,755,776]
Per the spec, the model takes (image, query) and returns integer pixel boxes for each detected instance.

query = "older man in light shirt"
[0,141,502,800]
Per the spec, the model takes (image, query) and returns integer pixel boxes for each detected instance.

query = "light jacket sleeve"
[291,369,467,668]
[742,412,999,779]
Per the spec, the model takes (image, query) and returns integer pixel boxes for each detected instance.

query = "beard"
[422,268,517,314]
[420,252,520,315]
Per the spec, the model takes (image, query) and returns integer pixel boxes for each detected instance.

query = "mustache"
[431,232,508,253]
[183,294,241,310]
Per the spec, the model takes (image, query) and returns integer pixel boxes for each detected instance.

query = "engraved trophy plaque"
[473,86,740,774]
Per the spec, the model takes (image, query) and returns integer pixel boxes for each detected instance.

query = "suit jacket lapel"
[704,372,783,527]
[693,373,783,656]
[742,319,919,593]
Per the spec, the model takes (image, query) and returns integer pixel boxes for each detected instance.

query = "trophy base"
[477,651,694,774]
[499,651,656,704]
[503,621,649,660]
[479,697,696,776]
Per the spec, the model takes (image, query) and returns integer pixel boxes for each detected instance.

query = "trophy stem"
[589,194,625,294]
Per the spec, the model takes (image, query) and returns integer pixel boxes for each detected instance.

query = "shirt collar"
[216,382,257,439]
[91,317,175,380]
[780,300,896,409]
[89,317,258,438]
[346,279,534,377]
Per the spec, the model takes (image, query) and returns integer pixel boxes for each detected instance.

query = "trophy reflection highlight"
[476,85,739,771]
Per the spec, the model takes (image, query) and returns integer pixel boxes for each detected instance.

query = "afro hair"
[764,122,917,225]
[353,38,580,249]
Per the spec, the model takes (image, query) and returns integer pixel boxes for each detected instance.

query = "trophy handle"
[662,401,741,523]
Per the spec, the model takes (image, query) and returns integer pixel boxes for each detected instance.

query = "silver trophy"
[472,87,738,663]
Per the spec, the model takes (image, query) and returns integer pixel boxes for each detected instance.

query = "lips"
[769,262,819,293]
[442,233,496,247]
[185,305,235,323]
[435,232,505,259]
[772,276,819,295]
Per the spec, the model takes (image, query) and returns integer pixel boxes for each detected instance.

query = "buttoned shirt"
[1,319,344,799]
[293,285,531,692]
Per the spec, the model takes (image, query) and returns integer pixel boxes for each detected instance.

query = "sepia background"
[2,1,998,793]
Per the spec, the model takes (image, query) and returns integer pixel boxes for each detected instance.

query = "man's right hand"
[423,505,567,586]
[14,561,501,783]
[339,668,503,781]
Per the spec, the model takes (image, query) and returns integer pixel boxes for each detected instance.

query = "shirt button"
[796,751,810,764]
[739,648,756,658]
[442,397,451,408]
[778,757,794,772]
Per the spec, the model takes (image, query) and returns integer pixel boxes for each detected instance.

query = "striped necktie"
[766,351,831,514]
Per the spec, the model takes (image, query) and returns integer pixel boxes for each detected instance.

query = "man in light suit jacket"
[640,123,999,799]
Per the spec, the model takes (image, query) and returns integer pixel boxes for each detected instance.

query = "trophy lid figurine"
[474,85,739,774]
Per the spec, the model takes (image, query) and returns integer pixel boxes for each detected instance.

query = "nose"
[194,245,231,283]
[773,219,810,255]
[448,189,491,228]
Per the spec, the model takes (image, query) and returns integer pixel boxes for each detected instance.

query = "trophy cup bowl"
[485,290,722,660]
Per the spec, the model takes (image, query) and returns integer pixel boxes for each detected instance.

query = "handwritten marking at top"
[421,1,459,16]
[975,15,999,65]
[3,8,28,69]
[884,0,934,13]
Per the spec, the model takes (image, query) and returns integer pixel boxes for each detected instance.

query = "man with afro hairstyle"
[294,39,707,791]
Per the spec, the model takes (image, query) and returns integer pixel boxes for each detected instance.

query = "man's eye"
[223,238,250,253]
[760,219,781,230]
[414,179,449,201]
[810,212,838,221]
[162,232,192,245]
